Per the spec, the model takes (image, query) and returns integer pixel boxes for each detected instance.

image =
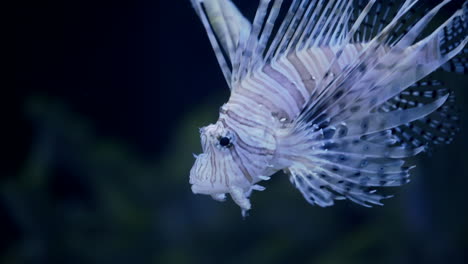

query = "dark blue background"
[8,0,468,263]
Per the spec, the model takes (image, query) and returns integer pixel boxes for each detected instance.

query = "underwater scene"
[9,0,468,263]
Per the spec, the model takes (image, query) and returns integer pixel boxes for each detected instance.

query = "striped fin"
[234,0,273,82]
[443,47,468,73]
[340,95,449,138]
[298,93,450,146]
[269,0,368,62]
[263,0,303,64]
[351,0,435,44]
[297,0,420,124]
[284,0,467,208]
[288,151,411,207]
[299,0,465,128]
[442,1,468,73]
[190,0,252,89]
[286,114,426,207]
[192,0,378,85]
[380,80,460,148]
[191,0,290,85]
[252,0,284,70]
[192,0,467,89]
[364,4,467,108]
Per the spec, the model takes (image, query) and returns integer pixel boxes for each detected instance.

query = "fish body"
[189,0,468,215]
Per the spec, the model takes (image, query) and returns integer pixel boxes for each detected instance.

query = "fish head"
[190,116,277,206]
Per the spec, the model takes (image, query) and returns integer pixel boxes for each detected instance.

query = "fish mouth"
[191,183,229,195]
[191,184,212,194]
[189,154,229,195]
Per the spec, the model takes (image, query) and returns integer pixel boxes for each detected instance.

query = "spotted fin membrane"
[442,1,468,73]
[381,79,460,149]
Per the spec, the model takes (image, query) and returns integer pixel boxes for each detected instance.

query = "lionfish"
[189,0,468,216]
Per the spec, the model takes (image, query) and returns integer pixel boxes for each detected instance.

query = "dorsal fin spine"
[367,2,381,40]
[328,3,354,46]
[274,0,311,60]
[295,0,326,51]
[310,0,341,47]
[320,0,351,47]
[264,1,302,63]
[303,0,335,49]
[236,0,271,82]
[372,8,466,108]
[253,0,284,70]
[191,0,233,90]
[287,0,317,53]
[363,1,456,108]
[303,0,462,129]
[214,1,236,59]
[298,0,379,123]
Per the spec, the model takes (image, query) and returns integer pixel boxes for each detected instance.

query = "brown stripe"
[230,146,254,183]
[321,47,342,76]
[210,147,216,186]
[306,48,327,76]
[224,107,275,135]
[247,73,298,116]
[286,52,317,95]
[236,81,278,113]
[263,64,306,107]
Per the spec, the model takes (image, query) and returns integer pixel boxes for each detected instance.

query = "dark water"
[9,0,468,263]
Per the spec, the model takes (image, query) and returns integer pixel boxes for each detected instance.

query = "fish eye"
[219,136,231,147]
